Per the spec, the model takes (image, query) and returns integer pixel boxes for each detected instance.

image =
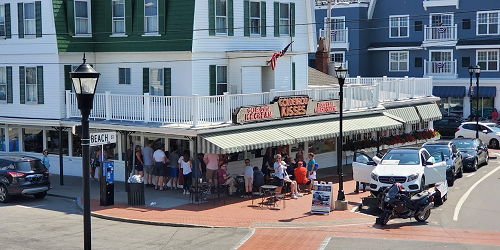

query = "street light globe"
[70,56,100,95]
[468,65,474,75]
[335,64,348,80]
[473,65,481,75]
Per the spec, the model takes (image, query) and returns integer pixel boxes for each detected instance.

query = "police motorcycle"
[375,182,435,226]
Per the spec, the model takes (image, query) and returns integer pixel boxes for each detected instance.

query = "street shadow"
[278,212,316,222]
[371,220,430,230]
[0,194,82,215]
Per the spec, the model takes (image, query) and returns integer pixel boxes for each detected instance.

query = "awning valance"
[416,103,442,122]
[432,86,466,98]
[469,86,497,97]
[384,107,421,124]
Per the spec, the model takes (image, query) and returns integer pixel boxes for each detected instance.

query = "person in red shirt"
[294,161,312,193]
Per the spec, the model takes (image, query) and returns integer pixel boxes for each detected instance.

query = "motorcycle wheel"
[414,209,431,222]
[379,211,391,226]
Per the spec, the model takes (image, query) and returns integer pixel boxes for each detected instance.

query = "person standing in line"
[126,143,134,178]
[142,141,154,187]
[492,108,498,124]
[261,148,273,182]
[152,144,167,191]
[96,148,108,181]
[198,153,207,182]
[273,154,288,194]
[295,149,304,163]
[90,146,99,181]
[204,153,219,189]
[307,153,317,183]
[41,149,51,185]
[168,147,180,190]
[134,145,144,177]
[163,149,171,190]
[178,150,193,195]
[243,159,254,198]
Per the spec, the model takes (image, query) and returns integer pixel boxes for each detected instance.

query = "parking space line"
[231,228,255,250]
[453,165,500,221]
[465,173,476,178]
[317,236,332,250]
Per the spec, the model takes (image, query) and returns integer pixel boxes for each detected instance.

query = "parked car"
[422,141,463,187]
[433,117,463,137]
[0,155,50,203]
[451,138,488,171]
[455,122,500,149]
[352,147,447,197]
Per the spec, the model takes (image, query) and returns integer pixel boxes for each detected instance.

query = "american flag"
[269,41,294,70]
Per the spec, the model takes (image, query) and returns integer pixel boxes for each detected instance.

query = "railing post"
[346,85,352,110]
[309,88,316,100]
[383,76,388,82]
[424,25,428,41]
[223,92,230,123]
[144,93,150,123]
[65,90,71,118]
[192,94,199,128]
[105,91,111,120]
[374,83,380,107]
[428,76,433,96]
[356,76,361,84]
[424,60,427,76]
[395,79,401,100]
[270,89,276,100]
[411,77,416,98]
[454,59,457,76]
[345,27,349,45]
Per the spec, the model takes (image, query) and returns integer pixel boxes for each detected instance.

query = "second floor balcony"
[319,28,349,50]
[423,24,457,45]
[424,60,457,78]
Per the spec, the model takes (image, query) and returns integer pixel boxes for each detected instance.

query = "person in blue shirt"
[41,149,51,185]
[307,153,317,181]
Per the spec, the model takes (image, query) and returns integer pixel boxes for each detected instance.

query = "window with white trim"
[119,68,131,84]
[215,0,227,34]
[330,52,344,63]
[0,5,6,38]
[477,50,498,71]
[25,67,37,103]
[75,0,91,35]
[250,1,260,35]
[216,66,227,95]
[389,15,409,38]
[0,67,6,102]
[477,10,499,35]
[279,3,290,35]
[112,0,125,34]
[24,3,35,36]
[144,0,158,33]
[149,68,163,96]
[389,51,409,71]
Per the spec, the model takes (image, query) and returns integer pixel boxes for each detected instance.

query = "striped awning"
[384,107,421,124]
[416,103,442,122]
[199,114,403,154]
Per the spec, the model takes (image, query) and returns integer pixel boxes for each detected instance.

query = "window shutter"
[243,0,249,36]
[209,65,216,96]
[143,68,149,94]
[462,57,470,68]
[208,0,215,36]
[292,62,296,90]
[261,1,266,37]
[125,0,133,35]
[19,66,25,104]
[66,0,75,36]
[414,21,422,31]
[273,2,279,37]
[290,2,295,37]
[158,0,166,34]
[5,4,11,39]
[35,1,42,37]
[18,3,24,39]
[415,57,422,68]
[6,66,12,104]
[104,0,112,35]
[37,66,44,104]
[64,65,72,90]
[164,68,171,96]
[228,0,234,36]
[137,0,144,34]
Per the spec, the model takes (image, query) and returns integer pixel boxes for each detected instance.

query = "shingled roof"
[308,67,338,86]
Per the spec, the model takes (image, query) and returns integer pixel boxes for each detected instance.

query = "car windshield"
[423,145,450,157]
[487,124,500,132]
[15,160,47,172]
[381,151,420,165]
[454,141,475,150]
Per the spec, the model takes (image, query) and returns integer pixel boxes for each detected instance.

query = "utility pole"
[326,0,332,64]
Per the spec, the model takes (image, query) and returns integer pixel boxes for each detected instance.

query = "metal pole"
[81,110,91,250]
[326,0,331,63]
[469,70,473,120]
[337,78,345,201]
[59,127,64,186]
[476,74,480,139]
[124,131,129,192]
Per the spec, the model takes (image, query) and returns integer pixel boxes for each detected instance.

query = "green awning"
[384,107,421,124]
[200,114,403,154]
[416,103,442,122]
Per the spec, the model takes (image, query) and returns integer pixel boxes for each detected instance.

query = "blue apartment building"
[311,0,500,119]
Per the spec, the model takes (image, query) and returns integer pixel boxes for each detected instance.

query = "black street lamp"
[468,66,474,119]
[70,53,100,250]
[473,65,481,138]
[335,64,347,201]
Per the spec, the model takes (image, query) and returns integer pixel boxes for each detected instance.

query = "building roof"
[308,67,338,86]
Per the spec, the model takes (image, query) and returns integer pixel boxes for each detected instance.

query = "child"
[243,159,254,198]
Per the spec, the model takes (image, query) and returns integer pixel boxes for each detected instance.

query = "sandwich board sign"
[90,132,116,146]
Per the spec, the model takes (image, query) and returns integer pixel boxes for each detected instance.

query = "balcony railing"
[65,77,433,127]
[423,0,459,10]
[424,60,457,77]
[319,28,348,43]
[424,24,457,42]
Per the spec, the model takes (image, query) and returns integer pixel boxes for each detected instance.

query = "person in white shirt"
[178,150,193,195]
[243,159,254,198]
[273,154,288,194]
[152,144,167,190]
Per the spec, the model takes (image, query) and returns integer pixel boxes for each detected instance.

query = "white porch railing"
[424,60,457,76]
[424,24,457,42]
[319,28,349,43]
[65,77,433,127]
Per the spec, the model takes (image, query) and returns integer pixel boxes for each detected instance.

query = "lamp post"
[468,66,473,119]
[70,53,100,250]
[473,65,481,139]
[335,64,347,202]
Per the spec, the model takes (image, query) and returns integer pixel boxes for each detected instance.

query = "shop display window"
[308,138,336,155]
[8,127,19,152]
[23,128,44,153]
[46,130,69,156]
[0,127,5,151]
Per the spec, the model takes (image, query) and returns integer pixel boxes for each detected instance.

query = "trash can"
[127,183,145,206]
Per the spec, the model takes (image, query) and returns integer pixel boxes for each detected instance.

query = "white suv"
[352,147,447,196]
[455,122,500,149]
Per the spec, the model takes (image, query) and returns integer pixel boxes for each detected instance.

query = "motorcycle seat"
[411,192,429,202]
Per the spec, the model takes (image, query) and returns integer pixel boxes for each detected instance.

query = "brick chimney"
[315,37,329,74]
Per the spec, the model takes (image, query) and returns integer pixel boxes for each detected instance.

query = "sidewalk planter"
[127,183,145,206]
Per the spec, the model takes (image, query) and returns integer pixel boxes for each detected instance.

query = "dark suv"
[422,141,463,186]
[0,155,50,203]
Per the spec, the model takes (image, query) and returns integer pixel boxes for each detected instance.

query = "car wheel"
[472,159,478,172]
[483,153,489,166]
[447,171,455,187]
[456,165,463,178]
[489,139,499,149]
[0,184,10,203]
[34,191,47,199]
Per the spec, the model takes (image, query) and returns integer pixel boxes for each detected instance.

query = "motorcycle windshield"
[385,185,399,200]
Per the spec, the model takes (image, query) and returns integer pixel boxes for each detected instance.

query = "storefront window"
[440,97,464,117]
[472,97,494,119]
[23,128,44,153]
[72,133,82,157]
[0,127,5,151]
[8,127,19,152]
[46,129,69,156]
[308,138,336,155]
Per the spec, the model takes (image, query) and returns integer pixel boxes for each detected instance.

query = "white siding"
[293,54,308,90]
[241,66,262,93]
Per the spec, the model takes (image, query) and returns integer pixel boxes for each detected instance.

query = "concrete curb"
[47,193,77,200]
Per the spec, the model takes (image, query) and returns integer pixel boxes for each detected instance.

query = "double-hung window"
[477,50,498,71]
[250,1,260,35]
[477,11,499,35]
[0,5,5,38]
[75,0,91,35]
[389,15,409,38]
[112,0,125,34]
[144,0,158,33]
[25,67,37,103]
[216,66,227,95]
[149,68,163,96]
[0,67,6,103]
[389,51,409,71]
[119,68,131,84]
[215,0,227,34]
[24,3,35,36]
[279,3,290,35]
